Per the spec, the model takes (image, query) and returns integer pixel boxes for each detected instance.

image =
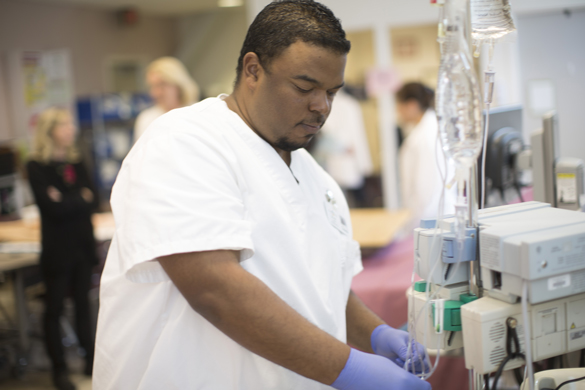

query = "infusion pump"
[409,201,585,376]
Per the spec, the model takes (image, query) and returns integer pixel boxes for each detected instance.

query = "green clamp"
[431,300,463,332]
[459,293,478,304]
[414,281,427,293]
[430,294,477,332]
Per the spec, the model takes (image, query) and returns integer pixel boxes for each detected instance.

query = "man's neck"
[224,92,292,166]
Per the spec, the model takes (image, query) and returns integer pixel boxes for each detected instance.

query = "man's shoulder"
[156,97,230,132]
[127,97,242,167]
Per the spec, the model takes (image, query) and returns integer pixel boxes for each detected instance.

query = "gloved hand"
[371,324,430,374]
[331,348,431,390]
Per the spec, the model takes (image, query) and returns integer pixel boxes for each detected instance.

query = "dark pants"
[42,259,94,374]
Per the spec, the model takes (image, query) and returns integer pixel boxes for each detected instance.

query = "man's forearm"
[159,250,350,385]
[345,291,385,353]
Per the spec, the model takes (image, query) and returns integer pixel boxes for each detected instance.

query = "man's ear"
[242,52,263,91]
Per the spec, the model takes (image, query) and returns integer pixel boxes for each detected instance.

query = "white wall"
[517,8,585,163]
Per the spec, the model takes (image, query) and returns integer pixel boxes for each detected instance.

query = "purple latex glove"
[332,348,431,390]
[371,324,430,374]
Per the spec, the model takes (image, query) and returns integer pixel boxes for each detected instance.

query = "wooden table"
[349,208,410,249]
[0,213,115,355]
[0,220,39,243]
[1,209,404,250]
[0,213,115,245]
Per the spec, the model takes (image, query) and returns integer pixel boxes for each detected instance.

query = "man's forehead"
[278,40,345,61]
[271,41,346,83]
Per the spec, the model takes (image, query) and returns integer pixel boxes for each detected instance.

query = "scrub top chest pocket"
[323,189,350,237]
[322,188,361,272]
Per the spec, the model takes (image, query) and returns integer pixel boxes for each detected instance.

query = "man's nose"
[309,91,330,115]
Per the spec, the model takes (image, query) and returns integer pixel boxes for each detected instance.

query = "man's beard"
[274,134,315,152]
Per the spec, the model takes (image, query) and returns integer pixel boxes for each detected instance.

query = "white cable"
[481,103,490,209]
[521,281,534,390]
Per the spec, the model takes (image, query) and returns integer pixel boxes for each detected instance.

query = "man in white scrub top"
[93,1,431,389]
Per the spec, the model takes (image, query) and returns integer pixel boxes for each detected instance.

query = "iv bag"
[436,0,484,167]
[471,0,516,42]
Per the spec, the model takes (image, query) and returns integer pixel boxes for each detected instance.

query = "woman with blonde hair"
[134,56,200,141]
[27,107,98,390]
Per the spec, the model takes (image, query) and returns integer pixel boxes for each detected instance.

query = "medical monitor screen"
[483,105,523,138]
[481,105,524,205]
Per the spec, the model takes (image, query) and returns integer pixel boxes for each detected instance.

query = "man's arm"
[158,250,350,386]
[345,290,385,353]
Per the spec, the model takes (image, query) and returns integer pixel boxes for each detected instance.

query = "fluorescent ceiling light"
[218,0,243,7]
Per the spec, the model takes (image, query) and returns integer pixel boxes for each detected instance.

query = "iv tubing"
[408,211,467,382]
[417,167,468,380]
[414,224,466,381]
[406,132,448,379]
[407,5,480,369]
[407,134,468,381]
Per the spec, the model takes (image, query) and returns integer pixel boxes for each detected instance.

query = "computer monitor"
[484,105,523,139]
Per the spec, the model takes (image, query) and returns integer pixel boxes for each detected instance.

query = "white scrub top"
[93,96,363,390]
[399,109,456,229]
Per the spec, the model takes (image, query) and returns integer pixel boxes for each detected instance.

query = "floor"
[0,272,97,390]
[0,372,91,390]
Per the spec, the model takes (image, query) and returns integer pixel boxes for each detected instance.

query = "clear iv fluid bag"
[471,0,516,42]
[436,0,483,167]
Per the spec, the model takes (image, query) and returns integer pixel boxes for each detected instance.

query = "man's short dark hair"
[235,0,351,85]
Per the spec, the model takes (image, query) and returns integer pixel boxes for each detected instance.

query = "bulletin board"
[5,49,75,141]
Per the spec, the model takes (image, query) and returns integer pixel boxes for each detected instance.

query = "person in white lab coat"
[94,2,431,390]
[397,82,456,230]
[133,57,199,141]
[314,89,373,194]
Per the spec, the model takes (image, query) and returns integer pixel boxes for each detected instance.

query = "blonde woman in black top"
[27,107,98,390]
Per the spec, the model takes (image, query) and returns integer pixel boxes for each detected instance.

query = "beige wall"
[344,29,381,174]
[390,24,440,89]
[0,0,177,98]
[0,59,10,141]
